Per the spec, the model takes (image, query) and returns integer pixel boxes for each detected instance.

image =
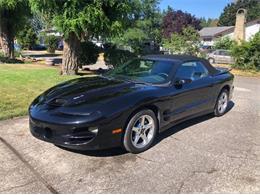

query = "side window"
[175,62,196,82]
[223,51,230,56]
[175,61,209,82]
[193,61,209,80]
[219,50,228,56]
[214,50,219,55]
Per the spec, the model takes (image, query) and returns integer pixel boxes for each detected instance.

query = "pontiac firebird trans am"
[29,55,234,153]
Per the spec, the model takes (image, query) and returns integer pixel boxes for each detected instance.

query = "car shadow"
[57,145,128,157]
[57,101,235,157]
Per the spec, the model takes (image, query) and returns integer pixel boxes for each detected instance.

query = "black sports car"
[29,55,234,153]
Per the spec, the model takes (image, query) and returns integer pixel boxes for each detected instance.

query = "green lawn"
[0,64,79,120]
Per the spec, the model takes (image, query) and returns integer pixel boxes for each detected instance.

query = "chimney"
[234,8,247,44]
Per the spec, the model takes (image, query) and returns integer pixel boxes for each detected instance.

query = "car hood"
[29,76,156,124]
[35,76,137,107]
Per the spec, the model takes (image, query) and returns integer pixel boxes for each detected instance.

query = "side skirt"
[159,109,214,133]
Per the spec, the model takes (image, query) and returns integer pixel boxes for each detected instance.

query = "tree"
[0,0,30,58]
[29,0,132,75]
[112,27,149,54]
[110,0,162,54]
[162,8,201,38]
[218,0,260,26]
[163,26,201,56]
[200,18,219,28]
[45,35,58,54]
[17,25,37,50]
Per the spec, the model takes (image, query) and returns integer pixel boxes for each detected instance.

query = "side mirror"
[174,79,186,86]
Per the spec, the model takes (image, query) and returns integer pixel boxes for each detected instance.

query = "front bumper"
[29,116,124,150]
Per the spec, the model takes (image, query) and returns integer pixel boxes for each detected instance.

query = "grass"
[0,64,79,120]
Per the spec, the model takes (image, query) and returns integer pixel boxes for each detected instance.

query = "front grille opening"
[44,127,52,139]
[68,137,94,143]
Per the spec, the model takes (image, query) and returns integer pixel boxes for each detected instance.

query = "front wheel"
[214,89,229,117]
[123,110,158,154]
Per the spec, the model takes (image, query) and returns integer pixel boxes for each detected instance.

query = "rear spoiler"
[214,67,232,76]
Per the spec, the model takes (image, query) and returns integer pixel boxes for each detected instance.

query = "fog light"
[89,127,98,134]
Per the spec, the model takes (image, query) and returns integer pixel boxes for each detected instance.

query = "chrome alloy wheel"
[131,115,155,149]
[218,92,228,114]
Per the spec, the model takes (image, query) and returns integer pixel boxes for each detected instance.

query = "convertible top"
[143,54,219,75]
[143,54,201,62]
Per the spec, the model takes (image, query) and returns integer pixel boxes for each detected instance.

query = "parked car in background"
[207,50,234,64]
[31,44,47,51]
[57,41,64,51]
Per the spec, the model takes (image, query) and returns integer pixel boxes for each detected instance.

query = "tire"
[208,58,215,64]
[123,109,158,154]
[214,89,229,117]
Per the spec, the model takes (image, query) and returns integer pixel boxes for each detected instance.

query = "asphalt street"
[0,76,259,193]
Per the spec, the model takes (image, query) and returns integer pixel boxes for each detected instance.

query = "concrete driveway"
[0,76,259,193]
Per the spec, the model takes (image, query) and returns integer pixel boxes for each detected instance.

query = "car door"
[218,50,229,64]
[223,51,233,64]
[169,61,214,122]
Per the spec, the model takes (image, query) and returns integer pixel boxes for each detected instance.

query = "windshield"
[104,59,174,84]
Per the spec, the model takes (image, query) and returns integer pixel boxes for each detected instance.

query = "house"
[199,10,260,46]
[199,26,234,46]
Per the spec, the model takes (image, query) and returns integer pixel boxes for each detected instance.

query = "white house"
[199,18,260,46]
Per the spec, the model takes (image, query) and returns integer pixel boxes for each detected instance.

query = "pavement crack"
[0,181,36,193]
[177,172,196,193]
[0,136,59,194]
[177,168,218,193]
[136,155,159,163]
[227,155,260,162]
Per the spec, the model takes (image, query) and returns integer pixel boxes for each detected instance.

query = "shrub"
[104,48,137,67]
[214,37,235,50]
[17,25,38,50]
[231,33,260,71]
[0,50,23,63]
[163,26,201,56]
[79,41,100,66]
[0,51,4,58]
[45,35,58,53]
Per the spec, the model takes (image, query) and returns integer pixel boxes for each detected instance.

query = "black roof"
[142,54,218,75]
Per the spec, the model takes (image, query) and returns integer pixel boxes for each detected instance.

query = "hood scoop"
[47,98,68,107]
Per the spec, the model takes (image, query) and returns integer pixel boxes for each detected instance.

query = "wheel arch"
[208,57,215,63]
[124,104,161,131]
[221,85,231,93]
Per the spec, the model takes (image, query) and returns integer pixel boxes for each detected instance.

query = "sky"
[160,0,233,19]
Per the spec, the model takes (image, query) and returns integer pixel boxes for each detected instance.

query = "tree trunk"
[61,32,81,75]
[1,35,14,59]
[0,23,15,59]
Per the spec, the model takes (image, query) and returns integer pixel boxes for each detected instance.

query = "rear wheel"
[123,109,158,154]
[208,58,215,64]
[214,89,229,117]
